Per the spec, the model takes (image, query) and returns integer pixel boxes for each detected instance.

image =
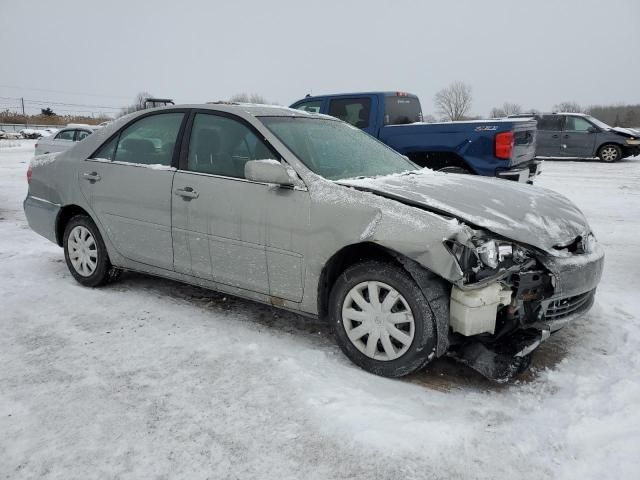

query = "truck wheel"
[597,144,621,162]
[438,166,469,174]
[63,215,120,287]
[329,261,440,377]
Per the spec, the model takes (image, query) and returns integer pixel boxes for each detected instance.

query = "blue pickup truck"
[290,92,541,183]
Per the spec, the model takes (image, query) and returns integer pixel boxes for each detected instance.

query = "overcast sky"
[1,0,639,118]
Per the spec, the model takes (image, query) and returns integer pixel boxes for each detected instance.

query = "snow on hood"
[338,170,590,253]
[611,126,640,137]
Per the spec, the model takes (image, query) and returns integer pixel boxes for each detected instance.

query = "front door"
[172,112,308,301]
[79,112,186,271]
[560,115,597,158]
[535,115,564,157]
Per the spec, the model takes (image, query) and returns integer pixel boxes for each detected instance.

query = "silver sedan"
[24,104,604,381]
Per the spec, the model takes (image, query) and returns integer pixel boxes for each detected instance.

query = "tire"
[329,260,439,377]
[597,144,622,163]
[63,215,120,287]
[438,166,470,174]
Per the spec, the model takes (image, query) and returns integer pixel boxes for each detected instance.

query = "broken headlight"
[446,237,532,278]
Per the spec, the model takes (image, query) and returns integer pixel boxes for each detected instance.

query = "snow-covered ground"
[1,140,639,479]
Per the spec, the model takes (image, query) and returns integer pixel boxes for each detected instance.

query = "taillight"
[495,131,514,159]
[27,165,33,184]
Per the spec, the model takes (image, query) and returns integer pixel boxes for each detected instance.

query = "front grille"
[544,290,595,320]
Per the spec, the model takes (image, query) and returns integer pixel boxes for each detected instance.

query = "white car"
[34,126,95,155]
[0,129,22,140]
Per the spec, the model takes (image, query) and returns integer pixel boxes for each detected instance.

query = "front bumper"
[496,160,542,184]
[451,245,604,382]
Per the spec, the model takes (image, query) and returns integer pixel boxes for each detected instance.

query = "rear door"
[327,97,377,136]
[535,115,563,157]
[560,115,597,157]
[79,111,186,271]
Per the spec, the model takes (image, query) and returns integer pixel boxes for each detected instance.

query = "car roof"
[511,112,588,117]
[136,103,338,120]
[292,91,419,102]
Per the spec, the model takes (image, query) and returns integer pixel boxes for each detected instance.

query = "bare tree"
[502,102,522,116]
[422,114,438,123]
[490,107,506,118]
[553,101,582,113]
[490,102,522,118]
[434,81,473,121]
[119,91,154,116]
[229,92,269,104]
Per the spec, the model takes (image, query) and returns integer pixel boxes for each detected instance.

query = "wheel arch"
[407,150,473,173]
[55,204,92,246]
[317,241,451,355]
[596,141,624,154]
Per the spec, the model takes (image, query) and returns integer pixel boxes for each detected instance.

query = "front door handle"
[563,134,570,138]
[174,187,199,199]
[83,172,101,181]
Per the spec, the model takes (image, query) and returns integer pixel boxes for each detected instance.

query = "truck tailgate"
[511,120,537,166]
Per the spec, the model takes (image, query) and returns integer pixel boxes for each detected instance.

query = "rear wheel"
[597,144,621,162]
[63,215,120,287]
[329,261,440,377]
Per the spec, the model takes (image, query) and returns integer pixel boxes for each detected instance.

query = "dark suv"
[509,112,640,162]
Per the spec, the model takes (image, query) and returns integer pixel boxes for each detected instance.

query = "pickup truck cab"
[509,112,640,162]
[291,92,541,183]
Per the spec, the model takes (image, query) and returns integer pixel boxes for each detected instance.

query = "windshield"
[260,117,417,180]
[585,115,611,130]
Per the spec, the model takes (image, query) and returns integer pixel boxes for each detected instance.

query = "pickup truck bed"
[290,92,541,183]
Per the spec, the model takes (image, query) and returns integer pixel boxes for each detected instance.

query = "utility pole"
[21,97,26,127]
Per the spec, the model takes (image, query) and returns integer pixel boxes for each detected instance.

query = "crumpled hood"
[610,126,640,137]
[338,171,590,253]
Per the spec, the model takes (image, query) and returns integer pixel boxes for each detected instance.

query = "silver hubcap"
[68,226,98,277]
[342,281,415,361]
[601,147,618,161]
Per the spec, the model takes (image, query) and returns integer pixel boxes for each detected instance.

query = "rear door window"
[113,113,184,166]
[328,98,371,128]
[537,115,563,131]
[76,130,91,141]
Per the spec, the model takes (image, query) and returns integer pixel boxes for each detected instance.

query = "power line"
[0,84,131,100]
[23,99,120,110]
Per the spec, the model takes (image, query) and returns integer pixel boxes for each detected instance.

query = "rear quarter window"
[384,96,422,125]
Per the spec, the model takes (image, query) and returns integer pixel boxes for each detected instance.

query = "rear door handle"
[551,134,559,138]
[83,172,101,181]
[174,187,199,199]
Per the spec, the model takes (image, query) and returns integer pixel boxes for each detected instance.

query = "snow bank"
[1,144,639,479]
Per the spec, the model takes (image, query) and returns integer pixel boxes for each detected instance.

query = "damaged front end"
[442,231,603,382]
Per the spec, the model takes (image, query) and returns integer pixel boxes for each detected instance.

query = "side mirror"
[588,126,598,134]
[244,160,293,186]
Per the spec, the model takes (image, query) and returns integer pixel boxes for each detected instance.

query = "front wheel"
[329,261,440,377]
[597,144,622,162]
[63,215,120,287]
